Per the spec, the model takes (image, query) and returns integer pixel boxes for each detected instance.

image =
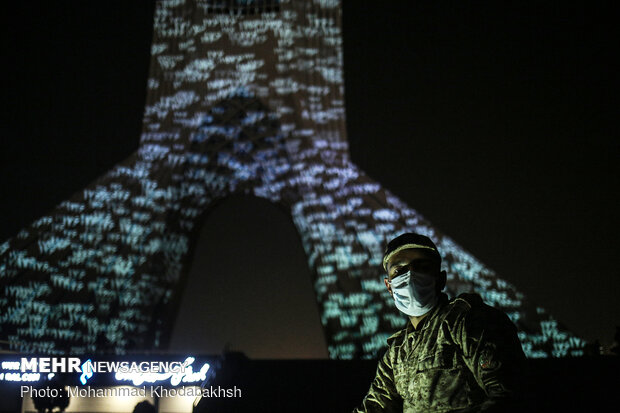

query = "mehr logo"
[20,358,189,375]
[17,357,208,386]
[20,358,82,373]
[2,357,211,386]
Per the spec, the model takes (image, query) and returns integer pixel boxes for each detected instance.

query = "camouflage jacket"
[353,293,525,413]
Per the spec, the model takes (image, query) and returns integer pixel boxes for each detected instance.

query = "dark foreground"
[1,356,617,413]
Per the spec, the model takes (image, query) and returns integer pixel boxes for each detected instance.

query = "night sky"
[2,1,618,357]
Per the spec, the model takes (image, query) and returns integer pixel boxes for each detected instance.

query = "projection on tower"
[0,0,585,359]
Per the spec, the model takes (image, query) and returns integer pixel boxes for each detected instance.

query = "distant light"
[80,359,94,385]
[114,357,210,386]
[3,372,41,382]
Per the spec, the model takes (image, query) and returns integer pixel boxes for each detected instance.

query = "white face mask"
[389,270,438,317]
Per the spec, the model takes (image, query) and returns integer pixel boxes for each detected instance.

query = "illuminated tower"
[0,0,584,358]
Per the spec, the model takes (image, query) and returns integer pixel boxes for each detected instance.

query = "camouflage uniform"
[353,293,525,412]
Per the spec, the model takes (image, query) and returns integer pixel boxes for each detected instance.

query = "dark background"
[2,0,618,355]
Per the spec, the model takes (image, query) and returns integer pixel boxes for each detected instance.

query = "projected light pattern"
[0,0,585,359]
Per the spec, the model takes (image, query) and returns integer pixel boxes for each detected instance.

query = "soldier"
[353,233,526,412]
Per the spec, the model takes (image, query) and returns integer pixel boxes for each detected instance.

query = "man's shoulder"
[449,292,485,310]
[443,293,515,333]
[437,292,482,320]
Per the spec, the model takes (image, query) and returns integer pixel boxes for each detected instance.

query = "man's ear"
[384,277,393,296]
[437,270,447,292]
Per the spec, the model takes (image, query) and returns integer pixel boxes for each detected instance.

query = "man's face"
[384,248,443,296]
